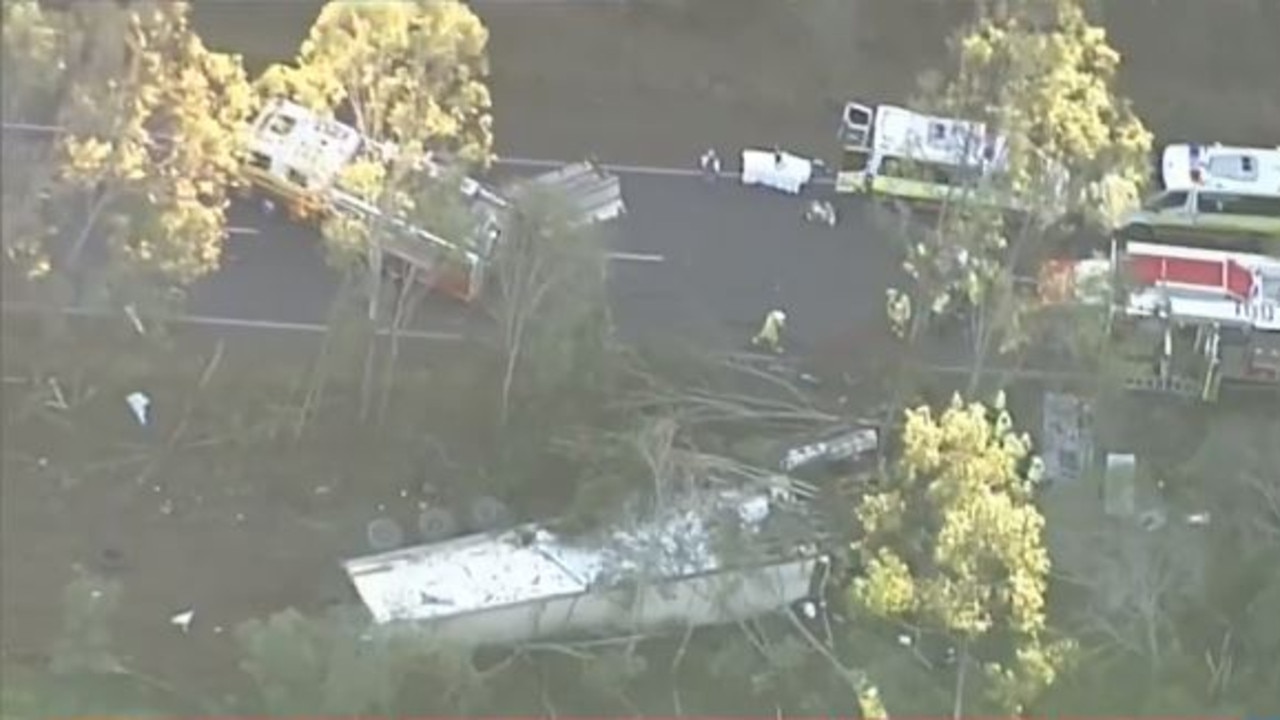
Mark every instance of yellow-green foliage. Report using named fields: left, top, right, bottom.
left=946, top=0, right=1153, bottom=223
left=3, top=0, right=255, bottom=285
left=853, top=395, right=1073, bottom=713
left=258, top=0, right=493, bottom=270
left=257, top=0, right=492, bottom=163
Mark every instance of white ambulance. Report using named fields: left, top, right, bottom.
left=835, top=101, right=1015, bottom=209
left=1160, top=142, right=1280, bottom=193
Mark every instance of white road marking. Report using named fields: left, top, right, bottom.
left=0, top=302, right=467, bottom=341
left=607, top=252, right=665, bottom=263
left=497, top=156, right=838, bottom=186
left=227, top=226, right=261, bottom=236
left=3, top=123, right=836, bottom=186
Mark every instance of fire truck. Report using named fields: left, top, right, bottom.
left=1040, top=239, right=1280, bottom=399
left=242, top=99, right=625, bottom=303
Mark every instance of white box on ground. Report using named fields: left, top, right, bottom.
left=741, top=149, right=814, bottom=195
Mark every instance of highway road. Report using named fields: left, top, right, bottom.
left=185, top=169, right=905, bottom=361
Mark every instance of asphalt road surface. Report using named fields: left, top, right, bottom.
left=186, top=171, right=905, bottom=361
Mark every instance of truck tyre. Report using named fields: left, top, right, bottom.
left=366, top=517, right=405, bottom=552
left=418, top=507, right=459, bottom=542
left=467, top=495, right=513, bottom=532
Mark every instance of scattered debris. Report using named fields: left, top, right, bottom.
left=126, top=392, right=151, bottom=426
left=170, top=609, right=194, bottom=633
left=780, top=426, right=879, bottom=474
left=97, top=548, right=126, bottom=574
left=45, top=378, right=68, bottom=410
left=1139, top=508, right=1168, bottom=532
left=123, top=304, right=146, bottom=336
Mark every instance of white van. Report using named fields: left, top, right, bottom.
left=1160, top=143, right=1280, bottom=194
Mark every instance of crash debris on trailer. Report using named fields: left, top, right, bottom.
left=341, top=477, right=833, bottom=647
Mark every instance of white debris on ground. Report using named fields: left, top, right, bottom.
left=170, top=609, right=194, bottom=633
left=344, top=487, right=814, bottom=625
left=126, top=391, right=151, bottom=426
left=123, top=304, right=146, bottom=335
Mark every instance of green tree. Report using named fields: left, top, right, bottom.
left=491, top=187, right=614, bottom=428
left=891, top=0, right=1154, bottom=390
left=256, top=0, right=492, bottom=279
left=257, top=0, right=491, bottom=164
left=852, top=394, right=1072, bottom=716
left=235, top=607, right=497, bottom=715
left=257, top=0, right=492, bottom=421
left=42, top=0, right=255, bottom=294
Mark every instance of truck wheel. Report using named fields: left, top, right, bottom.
left=467, top=495, right=513, bottom=532
left=418, top=507, right=459, bottom=542
left=366, top=517, right=405, bottom=552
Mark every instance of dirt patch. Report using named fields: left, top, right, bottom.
left=0, top=317, right=502, bottom=699
left=191, top=0, right=1280, bottom=166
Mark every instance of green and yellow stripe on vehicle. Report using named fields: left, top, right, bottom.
left=837, top=171, right=1023, bottom=212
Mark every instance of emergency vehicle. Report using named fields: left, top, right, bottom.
left=1039, top=240, right=1280, bottom=399
left=1115, top=185, right=1280, bottom=251
left=243, top=99, right=625, bottom=303
left=1159, top=143, right=1280, bottom=192
left=835, top=101, right=1015, bottom=209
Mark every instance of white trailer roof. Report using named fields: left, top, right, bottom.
left=1161, top=143, right=1280, bottom=194
left=344, top=487, right=811, bottom=625
left=247, top=99, right=363, bottom=190
left=872, top=104, right=1008, bottom=171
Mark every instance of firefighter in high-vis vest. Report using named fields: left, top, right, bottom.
left=752, top=309, right=787, bottom=353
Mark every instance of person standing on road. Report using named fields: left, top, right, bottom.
left=752, top=309, right=788, bottom=354
left=700, top=148, right=721, bottom=182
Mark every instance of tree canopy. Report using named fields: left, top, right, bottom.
left=2, top=0, right=255, bottom=289
left=939, top=0, right=1153, bottom=225
left=257, top=0, right=492, bottom=163
left=853, top=394, right=1072, bottom=714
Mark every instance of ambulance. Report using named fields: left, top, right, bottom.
left=1159, top=142, right=1280, bottom=192
left=242, top=99, right=625, bottom=303
left=835, top=101, right=1017, bottom=210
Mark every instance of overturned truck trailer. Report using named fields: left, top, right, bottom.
left=342, top=483, right=828, bottom=646
left=507, top=160, right=627, bottom=225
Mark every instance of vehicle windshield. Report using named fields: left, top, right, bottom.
left=1142, top=190, right=1189, bottom=212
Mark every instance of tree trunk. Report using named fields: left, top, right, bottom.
left=377, top=266, right=421, bottom=424
left=952, top=640, right=969, bottom=720
left=499, top=314, right=527, bottom=428
left=63, top=190, right=113, bottom=304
